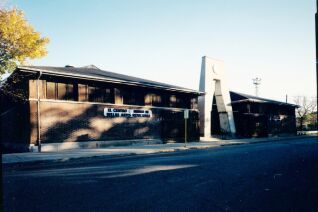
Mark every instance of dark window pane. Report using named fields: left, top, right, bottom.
left=177, top=96, right=186, bottom=108
left=78, top=84, right=88, bottom=101
left=144, top=93, right=161, bottom=106
left=57, top=83, right=74, bottom=100
left=95, top=87, right=103, bottom=102
left=57, top=83, right=67, bottom=100
left=46, top=82, right=56, bottom=99
left=134, top=90, right=144, bottom=106
left=123, top=90, right=132, bottom=105
left=162, top=94, right=169, bottom=107
left=123, top=88, right=142, bottom=105
left=144, top=93, right=152, bottom=106
left=88, top=86, right=95, bottom=102
left=105, top=88, right=113, bottom=103
left=66, top=84, right=74, bottom=100
left=88, top=86, right=112, bottom=103
left=191, top=97, right=198, bottom=109
left=170, top=95, right=177, bottom=107
left=152, top=94, right=161, bottom=106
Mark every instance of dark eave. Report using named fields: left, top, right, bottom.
left=230, top=91, right=299, bottom=107
left=18, top=66, right=204, bottom=95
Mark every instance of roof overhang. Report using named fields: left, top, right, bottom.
left=229, top=99, right=299, bottom=107
left=18, top=66, right=204, bottom=96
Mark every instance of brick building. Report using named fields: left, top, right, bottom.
left=0, top=64, right=298, bottom=153
left=211, top=91, right=298, bottom=138
left=0, top=65, right=202, bottom=152
left=198, top=56, right=297, bottom=139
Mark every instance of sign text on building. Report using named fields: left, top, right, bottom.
left=103, top=108, right=152, bottom=118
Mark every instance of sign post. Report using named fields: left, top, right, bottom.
left=184, top=109, right=189, bottom=147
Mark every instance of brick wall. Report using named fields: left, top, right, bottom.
left=30, top=100, right=200, bottom=144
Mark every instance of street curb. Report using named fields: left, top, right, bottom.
left=2, top=135, right=317, bottom=167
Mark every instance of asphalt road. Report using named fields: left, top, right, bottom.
left=2, top=137, right=318, bottom=212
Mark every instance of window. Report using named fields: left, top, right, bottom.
left=93, top=87, right=104, bottom=102
left=88, top=86, right=95, bottom=102
left=57, top=83, right=67, bottom=100
left=177, top=96, right=186, bottom=108
left=88, top=86, right=113, bottom=103
left=145, top=94, right=152, bottom=106
left=134, top=91, right=145, bottom=106
left=169, top=95, right=178, bottom=107
left=78, top=84, right=88, bottom=101
left=123, top=89, right=144, bottom=106
left=145, top=93, right=161, bottom=106
left=46, top=81, right=75, bottom=101
left=46, top=81, right=56, bottom=99
left=152, top=94, right=162, bottom=106
left=66, top=84, right=74, bottom=100
left=57, top=83, right=74, bottom=100
left=190, top=97, right=198, bottom=109
left=103, top=88, right=113, bottom=103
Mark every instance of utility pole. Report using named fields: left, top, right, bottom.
left=252, top=77, right=261, bottom=97
left=184, top=109, right=189, bottom=147
left=315, top=1, right=318, bottom=93
left=37, top=71, right=42, bottom=152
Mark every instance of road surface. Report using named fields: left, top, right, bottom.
left=3, top=137, right=318, bottom=211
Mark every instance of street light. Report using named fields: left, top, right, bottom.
left=252, top=77, right=261, bottom=97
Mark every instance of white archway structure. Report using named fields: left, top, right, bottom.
left=198, top=56, right=236, bottom=138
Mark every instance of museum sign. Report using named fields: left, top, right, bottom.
left=103, top=108, right=152, bottom=118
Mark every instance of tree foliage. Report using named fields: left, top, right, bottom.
left=294, top=96, right=317, bottom=131
left=0, top=8, right=49, bottom=75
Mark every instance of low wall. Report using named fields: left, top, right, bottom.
left=41, top=139, right=163, bottom=152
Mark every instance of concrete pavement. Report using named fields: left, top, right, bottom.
left=2, top=135, right=317, bottom=165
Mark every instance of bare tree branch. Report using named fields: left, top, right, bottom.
left=294, top=96, right=317, bottom=130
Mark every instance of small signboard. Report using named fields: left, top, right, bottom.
left=184, top=109, right=189, bottom=119
left=104, top=108, right=152, bottom=118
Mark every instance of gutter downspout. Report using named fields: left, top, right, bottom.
left=36, top=71, right=42, bottom=152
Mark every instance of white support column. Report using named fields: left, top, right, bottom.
left=198, top=56, right=236, bottom=138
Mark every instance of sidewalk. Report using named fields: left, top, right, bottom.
left=2, top=135, right=317, bottom=165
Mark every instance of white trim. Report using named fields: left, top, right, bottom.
left=28, top=98, right=199, bottom=112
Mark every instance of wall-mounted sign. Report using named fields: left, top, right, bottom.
left=184, top=109, right=189, bottom=119
left=103, top=108, right=152, bottom=118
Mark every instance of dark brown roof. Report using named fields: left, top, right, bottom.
left=230, top=91, right=298, bottom=107
left=18, top=65, right=203, bottom=95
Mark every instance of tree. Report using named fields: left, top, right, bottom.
left=0, top=8, right=49, bottom=75
left=294, top=96, right=317, bottom=131
left=305, top=111, right=318, bottom=130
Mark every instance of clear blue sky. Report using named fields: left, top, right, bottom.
left=7, top=0, right=317, bottom=102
